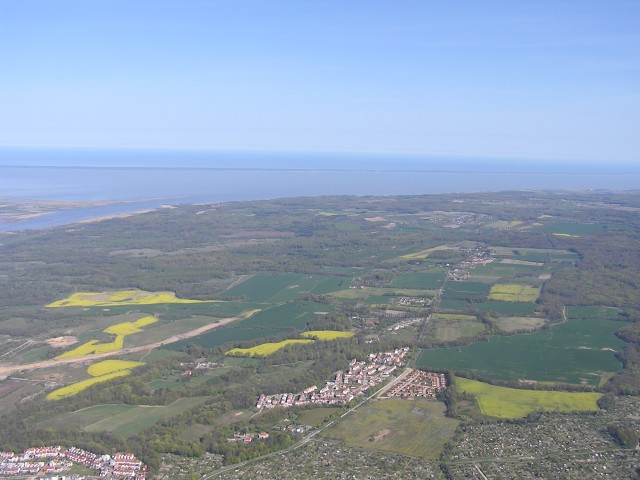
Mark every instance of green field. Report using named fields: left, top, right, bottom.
left=297, top=407, right=337, bottom=427
left=457, top=378, right=601, bottom=419
left=323, top=398, right=458, bottom=459
left=222, top=274, right=350, bottom=303
left=443, top=281, right=490, bottom=299
left=489, top=284, right=540, bottom=302
left=490, top=247, right=579, bottom=263
left=391, top=271, right=446, bottom=290
left=470, top=263, right=544, bottom=281
left=432, top=320, right=485, bottom=342
left=476, top=300, right=538, bottom=315
left=494, top=317, right=546, bottom=332
left=439, top=298, right=470, bottom=310
left=531, top=222, right=605, bottom=236
left=417, top=319, right=625, bottom=385
left=81, top=397, right=209, bottom=438
left=432, top=313, right=476, bottom=321
left=567, top=306, right=622, bottom=320
left=162, top=327, right=290, bottom=350
left=233, top=301, right=333, bottom=330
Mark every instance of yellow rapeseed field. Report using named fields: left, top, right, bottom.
left=46, top=289, right=211, bottom=307
left=488, top=284, right=540, bottom=302
left=47, top=360, right=145, bottom=401
left=46, top=370, right=132, bottom=401
left=301, top=330, right=355, bottom=340
left=456, top=377, right=600, bottom=419
left=55, top=315, right=157, bottom=359
left=87, top=360, right=145, bottom=377
left=226, top=339, right=314, bottom=357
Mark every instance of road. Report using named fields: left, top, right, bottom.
left=202, top=368, right=411, bottom=479
left=0, top=315, right=240, bottom=376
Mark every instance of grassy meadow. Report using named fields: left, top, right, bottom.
left=322, top=398, right=458, bottom=459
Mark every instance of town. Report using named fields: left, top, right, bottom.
left=0, top=446, right=146, bottom=479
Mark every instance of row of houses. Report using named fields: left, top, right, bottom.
left=256, top=348, right=410, bottom=410
left=0, top=446, right=146, bottom=479
left=384, top=368, right=447, bottom=398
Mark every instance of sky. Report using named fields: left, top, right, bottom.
left=1, top=1, right=639, bottom=163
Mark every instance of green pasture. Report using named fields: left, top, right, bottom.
left=426, top=319, right=486, bottom=342
left=417, top=318, right=625, bottom=385
left=162, top=326, right=290, bottom=350
left=439, top=298, right=470, bottom=310
left=222, top=274, right=349, bottom=303
left=476, top=301, right=538, bottom=316
left=297, top=407, right=337, bottom=427
left=432, top=313, right=476, bottom=321
left=391, top=271, right=446, bottom=290
left=494, top=317, right=545, bottom=332
left=531, top=222, right=605, bottom=236
left=82, top=397, right=209, bottom=438
left=456, top=378, right=601, bottom=419
left=322, top=398, right=458, bottom=459
left=233, top=301, right=333, bottom=330
left=83, top=302, right=232, bottom=318
left=469, top=263, right=543, bottom=281
left=330, top=287, right=436, bottom=301
left=491, top=247, right=579, bottom=263
left=443, top=281, right=490, bottom=299
left=567, top=306, right=622, bottom=320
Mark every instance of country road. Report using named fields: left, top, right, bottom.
left=0, top=315, right=240, bottom=376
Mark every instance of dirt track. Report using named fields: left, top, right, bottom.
left=0, top=316, right=239, bottom=376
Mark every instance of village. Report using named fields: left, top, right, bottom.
left=0, top=446, right=146, bottom=479
left=256, top=348, right=446, bottom=411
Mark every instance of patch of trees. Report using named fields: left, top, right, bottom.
left=607, top=425, right=639, bottom=449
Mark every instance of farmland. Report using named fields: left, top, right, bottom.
left=222, top=274, right=350, bottom=303
left=456, top=377, right=601, bottom=418
left=322, top=398, right=459, bottom=459
left=488, top=284, right=540, bottom=302
left=417, top=319, right=626, bottom=385
left=232, top=301, right=333, bottom=330
left=301, top=330, right=354, bottom=340
left=1, top=191, right=639, bottom=478
left=476, top=300, right=538, bottom=315
left=47, top=359, right=145, bottom=400
left=47, top=289, right=210, bottom=307
left=163, top=326, right=289, bottom=350
left=43, top=397, right=209, bottom=438
left=226, top=339, right=314, bottom=357
left=56, top=315, right=158, bottom=359
left=47, top=370, right=132, bottom=401
left=391, top=271, right=446, bottom=290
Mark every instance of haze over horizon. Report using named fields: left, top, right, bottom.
left=1, top=1, right=639, bottom=164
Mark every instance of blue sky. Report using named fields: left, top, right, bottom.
left=1, top=1, right=638, bottom=162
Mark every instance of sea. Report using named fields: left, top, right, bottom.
left=1, top=147, right=639, bottom=231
